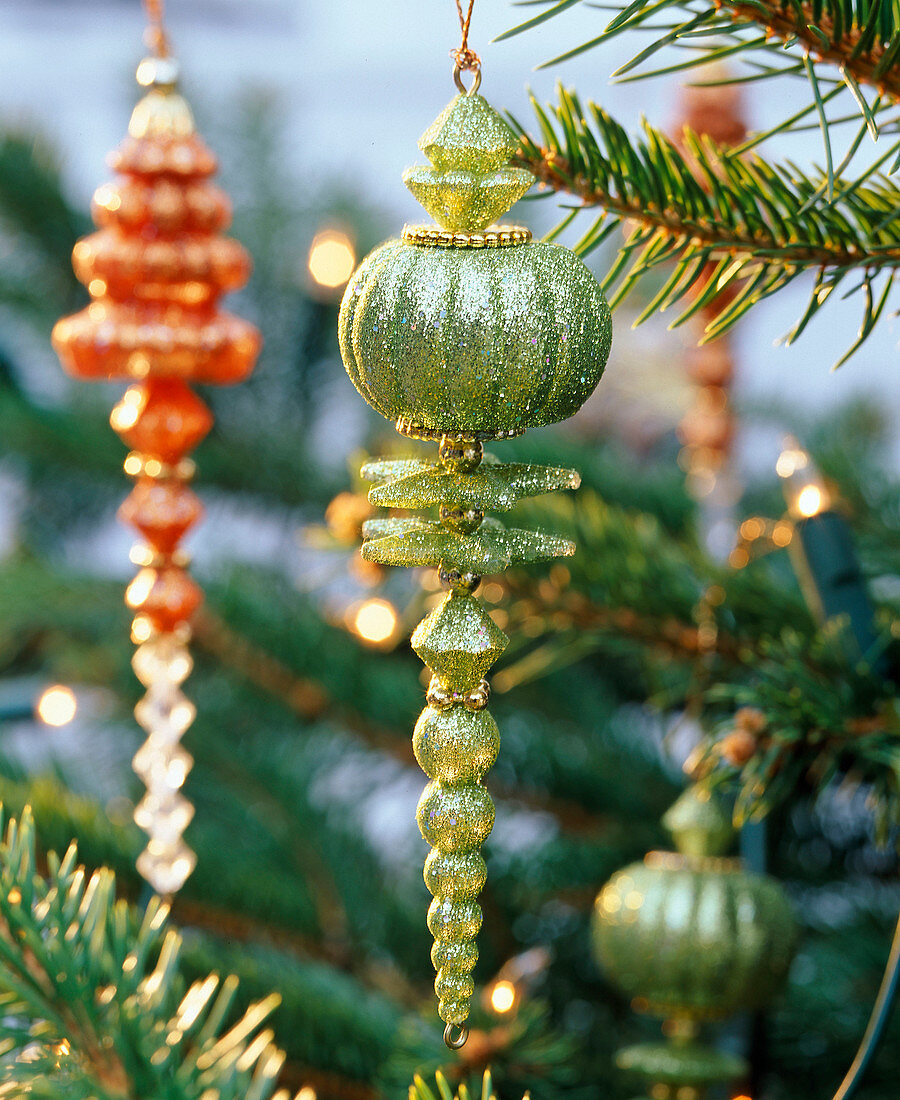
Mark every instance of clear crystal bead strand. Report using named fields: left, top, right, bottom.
left=132, top=630, right=198, bottom=896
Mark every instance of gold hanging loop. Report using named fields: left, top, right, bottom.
left=452, top=61, right=482, bottom=96
left=451, top=0, right=481, bottom=93
left=443, top=1023, right=469, bottom=1050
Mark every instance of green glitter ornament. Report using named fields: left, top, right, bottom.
left=591, top=784, right=798, bottom=1098
left=338, top=80, right=612, bottom=1048
left=339, top=92, right=612, bottom=438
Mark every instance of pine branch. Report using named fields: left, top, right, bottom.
left=0, top=809, right=296, bottom=1100
left=191, top=607, right=641, bottom=838
left=512, top=90, right=900, bottom=359
left=501, top=0, right=900, bottom=107
left=409, top=1068, right=506, bottom=1100
left=694, top=626, right=900, bottom=833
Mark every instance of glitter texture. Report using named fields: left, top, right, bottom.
left=403, top=166, right=534, bottom=233
left=366, top=458, right=581, bottom=511
left=403, top=92, right=531, bottom=232
left=414, top=707, right=500, bottom=785
left=412, top=592, right=509, bottom=691
left=339, top=88, right=612, bottom=1038
left=361, top=515, right=575, bottom=572
left=419, top=93, right=519, bottom=173
left=340, top=239, right=611, bottom=435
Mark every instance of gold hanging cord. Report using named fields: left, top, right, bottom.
left=143, top=0, right=171, bottom=58
left=452, top=0, right=482, bottom=95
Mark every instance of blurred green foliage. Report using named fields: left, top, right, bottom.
left=0, top=82, right=896, bottom=1100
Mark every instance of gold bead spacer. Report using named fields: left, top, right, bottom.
left=426, top=676, right=491, bottom=711
left=129, top=544, right=192, bottom=569
left=402, top=224, right=531, bottom=249
left=438, top=437, right=483, bottom=472
left=396, top=418, right=524, bottom=442
left=123, top=452, right=196, bottom=481
left=438, top=564, right=481, bottom=593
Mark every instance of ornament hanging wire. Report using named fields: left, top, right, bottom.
left=452, top=0, right=481, bottom=93
left=143, top=0, right=171, bottom=58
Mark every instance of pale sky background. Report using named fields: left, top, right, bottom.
left=1, top=0, right=898, bottom=476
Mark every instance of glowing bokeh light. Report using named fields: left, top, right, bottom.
left=308, top=229, right=356, bottom=289
left=353, top=599, right=397, bottom=644
left=490, top=979, right=517, bottom=1014
left=37, top=686, right=77, bottom=727
left=797, top=484, right=824, bottom=518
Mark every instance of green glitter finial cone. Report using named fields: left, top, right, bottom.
left=403, top=94, right=533, bottom=231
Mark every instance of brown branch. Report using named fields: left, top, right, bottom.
left=277, top=1061, right=378, bottom=1100
left=501, top=583, right=744, bottom=664
left=719, top=0, right=900, bottom=103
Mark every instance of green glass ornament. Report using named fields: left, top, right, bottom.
left=591, top=785, right=798, bottom=1097
left=338, top=81, right=612, bottom=1047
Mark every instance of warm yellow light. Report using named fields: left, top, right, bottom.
left=308, top=230, right=356, bottom=289
left=352, top=599, right=397, bottom=644
left=37, top=686, right=77, bottom=727
left=775, top=448, right=804, bottom=479
left=131, top=615, right=154, bottom=645
left=297, top=1089, right=317, bottom=1100
left=796, top=484, right=823, bottom=518
left=490, top=979, right=517, bottom=1014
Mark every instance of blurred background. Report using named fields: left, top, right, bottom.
left=0, top=1, right=898, bottom=1098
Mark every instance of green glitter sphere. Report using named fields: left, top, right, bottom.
left=340, top=239, right=612, bottom=435
left=414, top=706, right=500, bottom=784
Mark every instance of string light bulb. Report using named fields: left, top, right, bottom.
left=36, top=686, right=78, bottom=727
left=308, top=228, right=356, bottom=292
left=350, top=598, right=398, bottom=645
left=489, top=979, right=517, bottom=1014
left=776, top=436, right=831, bottom=518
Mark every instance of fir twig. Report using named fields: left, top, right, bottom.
left=504, top=0, right=900, bottom=105
left=0, top=809, right=297, bottom=1100
left=512, top=90, right=900, bottom=360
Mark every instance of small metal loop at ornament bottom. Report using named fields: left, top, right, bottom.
left=453, top=61, right=482, bottom=95
left=444, top=1022, right=469, bottom=1050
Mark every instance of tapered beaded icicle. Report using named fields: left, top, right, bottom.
left=53, top=55, right=261, bottom=897
left=339, top=84, right=612, bottom=1044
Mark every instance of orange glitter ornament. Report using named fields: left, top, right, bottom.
left=52, top=47, right=261, bottom=898
left=53, top=56, right=259, bottom=631
left=118, top=480, right=204, bottom=555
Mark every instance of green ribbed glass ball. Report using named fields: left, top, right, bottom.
left=591, top=854, right=797, bottom=1019
left=338, top=238, right=611, bottom=435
